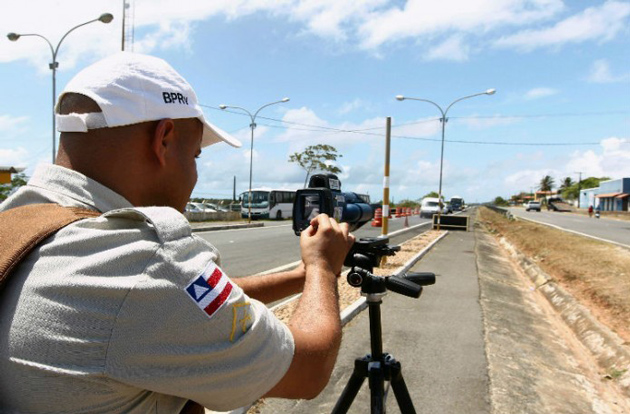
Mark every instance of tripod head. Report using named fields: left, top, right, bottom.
left=344, top=237, right=435, bottom=299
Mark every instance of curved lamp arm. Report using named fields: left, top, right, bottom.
left=220, top=98, right=290, bottom=127
left=7, top=33, right=55, bottom=59
left=444, top=89, right=495, bottom=116
left=253, top=97, right=290, bottom=120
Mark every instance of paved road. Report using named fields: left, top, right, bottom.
left=195, top=215, right=433, bottom=276
left=507, top=207, right=630, bottom=247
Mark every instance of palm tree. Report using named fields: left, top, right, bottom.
left=539, top=175, right=555, bottom=192
left=558, top=177, right=574, bottom=198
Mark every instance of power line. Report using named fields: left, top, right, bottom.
left=202, top=103, right=628, bottom=146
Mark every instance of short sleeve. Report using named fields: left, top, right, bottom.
left=105, top=233, right=295, bottom=411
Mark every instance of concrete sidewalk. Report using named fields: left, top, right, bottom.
left=258, top=230, right=489, bottom=413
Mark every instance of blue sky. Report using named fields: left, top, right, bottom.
left=1, top=0, right=629, bottom=203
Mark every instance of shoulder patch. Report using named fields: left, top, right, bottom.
left=185, top=262, right=233, bottom=319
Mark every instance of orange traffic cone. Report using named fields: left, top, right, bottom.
left=371, top=208, right=383, bottom=227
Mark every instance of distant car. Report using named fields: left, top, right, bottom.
left=525, top=201, right=541, bottom=212
left=443, top=203, right=453, bottom=214
left=190, top=202, right=216, bottom=213
left=420, top=197, right=442, bottom=218
left=185, top=203, right=203, bottom=213
left=202, top=202, right=229, bottom=212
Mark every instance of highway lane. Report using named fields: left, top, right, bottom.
left=196, top=215, right=435, bottom=276
left=507, top=207, right=630, bottom=247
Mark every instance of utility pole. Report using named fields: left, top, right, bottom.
left=575, top=171, right=582, bottom=208
left=382, top=117, right=391, bottom=236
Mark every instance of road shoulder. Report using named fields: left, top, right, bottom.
left=475, top=225, right=630, bottom=413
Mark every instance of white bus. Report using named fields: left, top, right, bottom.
left=450, top=196, right=465, bottom=211
left=240, top=188, right=296, bottom=220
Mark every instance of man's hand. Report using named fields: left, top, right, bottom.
left=299, top=214, right=355, bottom=277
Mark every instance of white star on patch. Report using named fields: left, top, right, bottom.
left=193, top=284, right=210, bottom=299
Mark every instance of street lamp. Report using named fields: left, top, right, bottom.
left=396, top=89, right=495, bottom=230
left=7, top=13, right=114, bottom=164
left=219, top=98, right=290, bottom=223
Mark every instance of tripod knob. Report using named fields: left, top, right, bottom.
left=347, top=271, right=364, bottom=287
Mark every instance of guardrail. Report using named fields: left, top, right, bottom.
left=484, top=205, right=515, bottom=220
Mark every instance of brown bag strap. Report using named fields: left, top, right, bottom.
left=0, top=203, right=101, bottom=289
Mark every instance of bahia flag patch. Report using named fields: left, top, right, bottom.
left=185, top=262, right=233, bottom=319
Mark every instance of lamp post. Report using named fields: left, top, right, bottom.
left=219, top=98, right=290, bottom=223
left=7, top=13, right=114, bottom=164
left=396, top=89, right=495, bottom=230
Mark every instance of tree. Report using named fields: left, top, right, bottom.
left=558, top=177, right=574, bottom=199
left=493, top=196, right=509, bottom=206
left=539, top=175, right=555, bottom=192
left=396, top=199, right=419, bottom=208
left=562, top=176, right=610, bottom=200
left=0, top=173, right=28, bottom=201
left=421, top=191, right=440, bottom=200
left=289, top=144, right=343, bottom=188
left=559, top=177, right=573, bottom=191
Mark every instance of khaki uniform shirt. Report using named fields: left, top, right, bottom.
left=0, top=165, right=294, bottom=413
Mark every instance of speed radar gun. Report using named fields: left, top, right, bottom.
left=292, top=174, right=436, bottom=414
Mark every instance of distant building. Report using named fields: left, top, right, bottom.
left=0, top=166, right=25, bottom=185
left=578, top=178, right=630, bottom=212
left=534, top=191, right=556, bottom=202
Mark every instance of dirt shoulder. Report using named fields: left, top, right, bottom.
left=478, top=207, right=630, bottom=344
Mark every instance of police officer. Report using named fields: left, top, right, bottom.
left=0, top=53, right=354, bottom=412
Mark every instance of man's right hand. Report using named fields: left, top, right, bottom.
left=299, top=214, right=355, bottom=277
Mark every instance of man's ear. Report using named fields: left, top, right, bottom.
left=151, top=119, right=176, bottom=167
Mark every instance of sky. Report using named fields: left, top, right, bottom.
left=1, top=0, right=629, bottom=204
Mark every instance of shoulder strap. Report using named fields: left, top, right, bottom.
left=0, top=203, right=101, bottom=289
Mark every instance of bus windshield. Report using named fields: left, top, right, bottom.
left=450, top=197, right=464, bottom=210
left=242, top=191, right=269, bottom=208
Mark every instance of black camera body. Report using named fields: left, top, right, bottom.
left=292, top=173, right=373, bottom=235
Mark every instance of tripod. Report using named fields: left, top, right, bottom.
left=332, top=239, right=435, bottom=414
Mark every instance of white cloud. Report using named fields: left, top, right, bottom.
left=494, top=1, right=630, bottom=51
left=425, top=35, right=470, bottom=62
left=338, top=99, right=368, bottom=115
left=393, top=118, right=441, bottom=139
left=566, top=137, right=630, bottom=178
left=0, top=147, right=30, bottom=167
left=358, top=0, right=564, bottom=50
left=2, top=1, right=622, bottom=70
left=504, top=168, right=561, bottom=190
left=0, top=115, right=29, bottom=133
left=523, top=87, right=558, bottom=100
left=587, top=59, right=630, bottom=83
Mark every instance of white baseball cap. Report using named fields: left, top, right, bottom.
left=55, top=52, right=241, bottom=148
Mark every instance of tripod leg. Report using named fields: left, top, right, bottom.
left=332, top=358, right=368, bottom=414
left=389, top=360, right=416, bottom=414
left=368, top=361, right=385, bottom=414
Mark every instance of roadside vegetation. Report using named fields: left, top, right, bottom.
left=478, top=207, right=630, bottom=344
